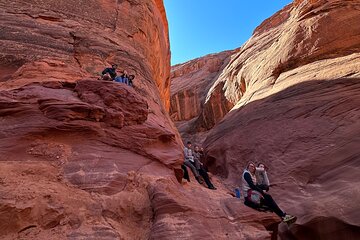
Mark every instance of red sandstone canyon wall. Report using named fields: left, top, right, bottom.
left=201, top=0, right=360, bottom=239
left=0, top=1, right=286, bottom=239
left=2, top=0, right=359, bottom=239
left=0, top=0, right=171, bottom=110
left=170, top=0, right=360, bottom=239
left=170, top=50, right=235, bottom=144
left=0, top=0, right=182, bottom=239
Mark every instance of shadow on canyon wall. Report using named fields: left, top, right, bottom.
left=203, top=77, right=360, bottom=240
left=205, top=77, right=360, bottom=177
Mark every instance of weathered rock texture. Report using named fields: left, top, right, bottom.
left=0, top=76, right=282, bottom=240
left=197, top=0, right=360, bottom=239
left=170, top=50, right=235, bottom=143
left=0, top=0, right=284, bottom=239
left=0, top=0, right=171, bottom=110
left=0, top=0, right=184, bottom=239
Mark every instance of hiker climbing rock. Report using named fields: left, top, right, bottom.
left=101, top=64, right=118, bottom=80
left=242, top=162, right=297, bottom=224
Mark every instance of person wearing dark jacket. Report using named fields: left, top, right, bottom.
left=194, top=146, right=216, bottom=190
left=128, top=74, right=135, bottom=87
left=101, top=64, right=118, bottom=80
left=242, top=162, right=296, bottom=224
left=181, top=164, right=190, bottom=182
left=198, top=147, right=209, bottom=172
left=183, top=141, right=202, bottom=184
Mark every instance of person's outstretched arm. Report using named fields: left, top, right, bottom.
left=244, top=172, right=264, bottom=195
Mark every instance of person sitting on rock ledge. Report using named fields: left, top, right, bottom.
left=181, top=164, right=190, bottom=182
left=242, top=162, right=297, bottom=224
left=255, top=162, right=270, bottom=192
left=128, top=74, right=135, bottom=87
left=115, top=70, right=129, bottom=84
left=194, top=146, right=216, bottom=190
left=183, top=141, right=203, bottom=184
left=101, top=64, right=118, bottom=81
left=114, top=71, right=135, bottom=87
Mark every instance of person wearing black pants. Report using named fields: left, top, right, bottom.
left=194, top=146, right=216, bottom=190
left=181, top=164, right=190, bottom=182
left=242, top=162, right=296, bottom=223
left=198, top=167, right=216, bottom=190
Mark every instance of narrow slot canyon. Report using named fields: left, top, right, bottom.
left=0, top=0, right=359, bottom=239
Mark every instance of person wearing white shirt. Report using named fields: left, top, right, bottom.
left=183, top=141, right=202, bottom=183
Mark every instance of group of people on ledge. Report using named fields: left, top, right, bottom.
left=181, top=143, right=297, bottom=224
left=181, top=141, right=216, bottom=190
left=100, top=64, right=135, bottom=87
left=242, top=162, right=297, bottom=224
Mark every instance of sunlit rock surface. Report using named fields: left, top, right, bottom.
left=0, top=0, right=171, bottom=110
left=2, top=0, right=360, bottom=238
left=170, top=50, right=235, bottom=144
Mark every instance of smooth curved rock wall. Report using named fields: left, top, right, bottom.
left=203, top=0, right=360, bottom=239
left=0, top=0, right=182, bottom=239
left=170, top=0, right=360, bottom=238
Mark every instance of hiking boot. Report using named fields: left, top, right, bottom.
left=208, top=185, right=217, bottom=190
left=282, top=214, right=297, bottom=225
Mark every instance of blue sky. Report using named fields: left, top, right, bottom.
left=164, top=0, right=292, bottom=65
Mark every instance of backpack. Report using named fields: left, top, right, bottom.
left=247, top=189, right=262, bottom=205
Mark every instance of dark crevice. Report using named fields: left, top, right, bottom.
left=69, top=32, right=82, bottom=68
left=113, top=1, right=120, bottom=32
left=18, top=225, right=37, bottom=233
left=281, top=216, right=360, bottom=240
left=240, top=76, right=247, bottom=95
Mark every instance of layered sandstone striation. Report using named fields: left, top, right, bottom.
left=197, top=0, right=360, bottom=239
left=0, top=0, right=182, bottom=239
left=148, top=179, right=281, bottom=240
left=170, top=50, right=235, bottom=143
left=0, top=0, right=283, bottom=239
left=0, top=77, right=280, bottom=239
left=0, top=0, right=171, bottom=110
left=170, top=0, right=360, bottom=239
left=2, top=0, right=359, bottom=238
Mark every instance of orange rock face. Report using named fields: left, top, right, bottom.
left=2, top=0, right=359, bottom=238
left=0, top=0, right=171, bottom=110
left=0, top=0, right=184, bottom=239
left=0, top=78, right=185, bottom=239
